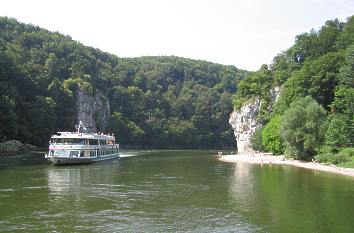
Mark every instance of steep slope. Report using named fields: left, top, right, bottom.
left=0, top=17, right=248, bottom=147
left=231, top=16, right=354, bottom=156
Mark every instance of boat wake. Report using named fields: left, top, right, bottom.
left=119, top=153, right=137, bottom=158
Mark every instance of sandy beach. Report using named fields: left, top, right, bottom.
left=219, top=154, right=354, bottom=177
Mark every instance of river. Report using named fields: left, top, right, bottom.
left=1, top=150, right=354, bottom=232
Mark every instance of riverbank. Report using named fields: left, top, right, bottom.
left=0, top=140, right=38, bottom=155
left=219, top=154, right=354, bottom=177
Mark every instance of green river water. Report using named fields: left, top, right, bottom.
left=0, top=150, right=354, bottom=232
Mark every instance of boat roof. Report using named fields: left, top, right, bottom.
left=51, top=132, right=115, bottom=140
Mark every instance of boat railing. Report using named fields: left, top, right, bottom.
left=55, top=132, right=115, bottom=138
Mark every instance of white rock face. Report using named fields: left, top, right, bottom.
left=270, top=86, right=282, bottom=102
left=229, top=98, right=261, bottom=154
left=268, top=85, right=282, bottom=112
left=229, top=86, right=282, bottom=154
left=76, top=88, right=110, bottom=132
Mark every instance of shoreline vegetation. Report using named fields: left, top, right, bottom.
left=219, top=153, right=354, bottom=177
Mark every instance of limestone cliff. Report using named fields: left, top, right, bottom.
left=229, top=98, right=261, bottom=154
left=229, top=86, right=282, bottom=153
left=76, top=88, right=110, bottom=132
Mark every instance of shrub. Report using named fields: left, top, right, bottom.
left=339, top=147, right=354, bottom=157
left=233, top=97, right=247, bottom=110
left=261, top=115, right=284, bottom=155
left=319, top=145, right=333, bottom=154
left=331, top=153, right=351, bottom=164
left=281, top=96, right=327, bottom=160
left=315, top=151, right=351, bottom=165
left=338, top=159, right=354, bottom=168
left=314, top=153, right=334, bottom=164
left=250, top=128, right=264, bottom=152
left=325, top=114, right=352, bottom=152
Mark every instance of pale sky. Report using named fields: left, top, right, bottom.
left=1, top=0, right=353, bottom=71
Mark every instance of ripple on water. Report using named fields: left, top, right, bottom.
left=0, top=188, right=15, bottom=192
left=3, top=151, right=353, bottom=232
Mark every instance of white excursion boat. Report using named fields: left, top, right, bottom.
left=45, top=122, right=119, bottom=165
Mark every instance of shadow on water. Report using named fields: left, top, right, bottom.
left=0, top=152, right=48, bottom=169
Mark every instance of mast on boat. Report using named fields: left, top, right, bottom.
left=76, top=121, right=87, bottom=133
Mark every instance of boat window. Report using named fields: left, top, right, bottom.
left=89, top=139, right=99, bottom=145
left=90, top=150, right=97, bottom=157
left=79, top=139, right=88, bottom=145
left=107, top=140, right=114, bottom=145
left=52, top=138, right=88, bottom=145
left=100, top=140, right=106, bottom=145
left=69, top=151, right=79, bottom=157
left=54, top=150, right=67, bottom=157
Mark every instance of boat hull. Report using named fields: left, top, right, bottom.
left=45, top=153, right=119, bottom=165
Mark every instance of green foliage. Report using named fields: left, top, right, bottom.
left=324, top=114, right=352, bottom=151
left=0, top=17, right=248, bottom=147
left=235, top=16, right=353, bottom=160
left=261, top=116, right=284, bottom=155
left=250, top=128, right=264, bottom=152
left=335, top=148, right=354, bottom=168
left=0, top=95, right=17, bottom=141
left=337, top=15, right=354, bottom=49
left=274, top=51, right=343, bottom=113
left=1, top=14, right=354, bottom=153
left=339, top=147, right=354, bottom=157
left=338, top=159, right=354, bottom=168
left=315, top=152, right=350, bottom=165
left=232, top=97, right=247, bottom=110
left=280, top=96, right=327, bottom=160
left=109, top=112, right=144, bottom=145
left=233, top=65, right=271, bottom=104
left=315, top=147, right=353, bottom=165
left=314, top=153, right=334, bottom=164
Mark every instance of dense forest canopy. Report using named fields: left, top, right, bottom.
left=235, top=16, right=353, bottom=162
left=0, top=17, right=248, bottom=148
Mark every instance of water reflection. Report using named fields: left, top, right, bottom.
left=228, top=163, right=256, bottom=210
left=47, top=167, right=82, bottom=194
left=2, top=151, right=354, bottom=232
left=46, top=162, right=119, bottom=197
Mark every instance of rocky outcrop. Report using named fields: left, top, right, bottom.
left=270, top=86, right=282, bottom=102
left=268, top=85, right=282, bottom=112
left=76, top=88, right=110, bottom=132
left=229, top=86, right=282, bottom=154
left=229, top=98, right=261, bottom=154
left=0, top=140, right=37, bottom=154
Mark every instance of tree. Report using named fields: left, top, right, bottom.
left=324, top=114, right=352, bottom=151
left=0, top=95, right=17, bottom=141
left=331, top=44, right=354, bottom=115
left=262, top=116, right=284, bottom=155
left=250, top=128, right=264, bottom=152
left=0, top=16, right=248, bottom=148
left=27, top=96, right=56, bottom=146
left=280, top=96, right=327, bottom=160
left=109, top=112, right=144, bottom=145
left=0, top=41, right=18, bottom=141
left=337, top=15, right=354, bottom=49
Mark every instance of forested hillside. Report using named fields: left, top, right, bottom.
left=0, top=17, right=248, bottom=148
left=234, top=16, right=353, bottom=163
